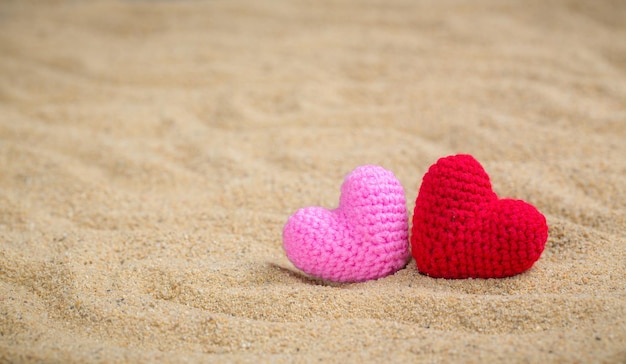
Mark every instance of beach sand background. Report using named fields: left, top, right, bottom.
left=0, top=0, right=625, bottom=362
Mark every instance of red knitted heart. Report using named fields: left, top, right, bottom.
left=411, top=154, right=548, bottom=278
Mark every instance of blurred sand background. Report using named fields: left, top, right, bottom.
left=0, top=0, right=625, bottom=362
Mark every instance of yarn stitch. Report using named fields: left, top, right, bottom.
left=411, top=154, right=548, bottom=279
left=283, top=165, right=410, bottom=282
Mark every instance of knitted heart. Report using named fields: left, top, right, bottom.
left=283, top=165, right=410, bottom=282
left=411, top=154, right=548, bottom=279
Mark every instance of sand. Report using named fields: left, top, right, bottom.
left=0, top=0, right=625, bottom=362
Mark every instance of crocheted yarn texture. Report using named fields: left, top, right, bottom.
left=411, top=154, right=548, bottom=279
left=283, top=165, right=410, bottom=283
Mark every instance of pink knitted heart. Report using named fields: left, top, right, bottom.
left=283, top=165, right=410, bottom=282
